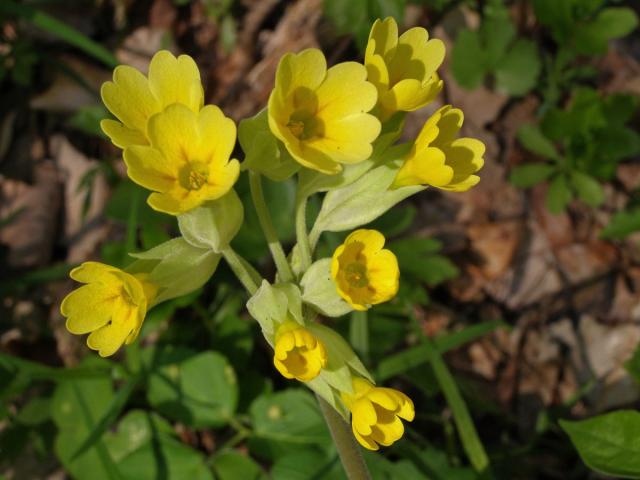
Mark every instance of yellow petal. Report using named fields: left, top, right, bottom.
left=344, top=229, right=385, bottom=255
left=366, top=17, right=398, bottom=62
left=393, top=146, right=452, bottom=188
left=101, top=65, right=159, bottom=134
left=353, top=398, right=377, bottom=435
left=148, top=50, right=203, bottom=113
left=124, top=145, right=178, bottom=192
left=293, top=143, right=342, bottom=174
left=100, top=119, right=148, bottom=149
left=383, top=77, right=443, bottom=113
left=432, top=106, right=463, bottom=147
left=147, top=103, right=199, bottom=163
left=352, top=426, right=379, bottom=451
left=367, top=250, right=400, bottom=303
left=86, top=303, right=137, bottom=357
left=147, top=191, right=186, bottom=215
left=316, top=62, right=378, bottom=119
left=197, top=105, right=237, bottom=167
left=439, top=137, right=485, bottom=191
left=204, top=158, right=241, bottom=199
left=388, top=28, right=445, bottom=84
left=68, top=261, right=118, bottom=284
left=275, top=49, right=327, bottom=97
left=365, top=53, right=390, bottom=91
left=62, top=284, right=116, bottom=334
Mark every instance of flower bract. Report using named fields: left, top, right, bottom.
left=273, top=321, right=327, bottom=382
left=342, top=378, right=415, bottom=450
left=268, top=48, right=381, bottom=174
left=61, top=262, right=157, bottom=357
left=365, top=17, right=445, bottom=119
left=331, top=229, right=399, bottom=311
left=393, top=105, right=485, bottom=191
left=123, top=103, right=240, bottom=215
left=101, top=50, right=204, bottom=149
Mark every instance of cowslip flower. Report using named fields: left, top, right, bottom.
left=273, top=321, right=327, bottom=382
left=123, top=103, right=240, bottom=215
left=365, top=17, right=445, bottom=119
left=101, top=50, right=204, bottom=149
left=342, top=378, right=415, bottom=450
left=331, top=229, right=399, bottom=311
left=268, top=48, right=381, bottom=175
left=393, top=105, right=484, bottom=191
left=61, top=262, right=157, bottom=357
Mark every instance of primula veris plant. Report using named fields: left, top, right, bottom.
left=61, top=16, right=485, bottom=472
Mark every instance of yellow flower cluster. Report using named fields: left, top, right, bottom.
left=62, top=16, right=484, bottom=454
left=102, top=50, right=239, bottom=215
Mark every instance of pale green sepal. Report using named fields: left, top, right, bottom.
left=296, top=113, right=407, bottom=199
left=177, top=190, right=244, bottom=253
left=301, top=258, right=352, bottom=318
left=128, top=237, right=221, bottom=304
left=246, top=281, right=304, bottom=345
left=239, top=109, right=300, bottom=181
left=311, top=155, right=423, bottom=235
left=307, top=323, right=374, bottom=384
left=306, top=378, right=349, bottom=421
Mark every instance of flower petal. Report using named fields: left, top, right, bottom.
left=393, top=146, right=452, bottom=188
left=197, top=105, right=237, bottom=167
left=316, top=62, right=378, bottom=119
left=124, top=145, right=178, bottom=192
left=100, top=119, right=148, bottom=149
left=62, top=284, right=116, bottom=334
left=147, top=103, right=199, bottom=163
left=275, top=49, right=327, bottom=97
left=148, top=50, right=203, bottom=113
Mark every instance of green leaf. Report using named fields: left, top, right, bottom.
left=517, top=124, right=560, bottom=160
left=601, top=207, right=640, bottom=240
left=494, top=38, right=540, bottom=96
left=574, top=7, right=639, bottom=55
left=212, top=450, right=265, bottom=480
left=570, top=171, right=604, bottom=207
left=481, top=1, right=516, bottom=68
left=546, top=175, right=573, bottom=213
left=389, top=237, right=458, bottom=286
left=451, top=29, right=487, bottom=89
left=561, top=411, right=640, bottom=479
left=271, top=448, right=343, bottom=480
left=106, top=410, right=214, bottom=480
left=68, top=105, right=109, bottom=138
left=250, top=389, right=330, bottom=445
left=146, top=349, right=238, bottom=428
left=509, top=163, right=556, bottom=188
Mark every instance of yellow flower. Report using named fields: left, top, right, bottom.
left=123, top=103, right=240, bottom=215
left=331, top=229, right=399, bottom=311
left=101, top=50, right=204, bottom=149
left=342, top=378, right=414, bottom=450
left=61, top=262, right=158, bottom=357
left=365, top=17, right=445, bottom=119
left=273, top=321, right=327, bottom=382
left=268, top=49, right=381, bottom=175
left=393, top=105, right=484, bottom=191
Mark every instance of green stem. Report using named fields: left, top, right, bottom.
left=295, top=194, right=312, bottom=274
left=221, top=247, right=259, bottom=295
left=248, top=172, right=294, bottom=282
left=350, top=310, right=369, bottom=364
left=316, top=395, right=371, bottom=480
left=409, top=311, right=490, bottom=473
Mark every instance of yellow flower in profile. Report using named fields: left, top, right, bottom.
left=273, top=321, right=327, bottom=382
left=101, top=50, right=204, bottom=149
left=365, top=17, right=445, bottom=119
left=342, top=378, right=415, bottom=450
left=123, top=103, right=240, bottom=215
left=61, top=262, right=158, bottom=357
left=393, top=105, right=484, bottom=191
left=331, top=229, right=399, bottom=311
left=268, top=49, right=381, bottom=175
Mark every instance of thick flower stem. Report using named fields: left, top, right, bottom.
left=295, top=194, right=312, bottom=274
left=316, top=394, right=371, bottom=480
left=248, top=171, right=294, bottom=282
left=221, top=247, right=259, bottom=295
